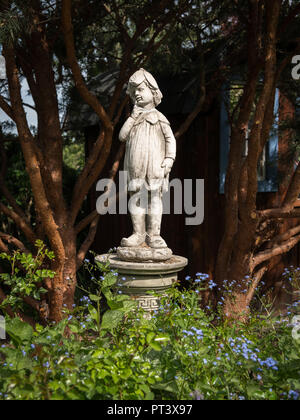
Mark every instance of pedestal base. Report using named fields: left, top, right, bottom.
left=117, top=245, right=172, bottom=262
left=95, top=253, right=188, bottom=313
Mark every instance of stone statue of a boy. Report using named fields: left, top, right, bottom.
left=119, top=68, right=176, bottom=249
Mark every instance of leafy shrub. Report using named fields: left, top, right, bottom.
left=0, top=261, right=299, bottom=400
left=0, top=240, right=54, bottom=313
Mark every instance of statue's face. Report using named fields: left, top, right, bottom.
left=134, top=82, right=153, bottom=108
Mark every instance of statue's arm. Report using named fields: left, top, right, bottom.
left=160, top=122, right=176, bottom=176
left=119, top=117, right=135, bottom=142
left=119, top=106, right=143, bottom=142
left=161, top=123, right=176, bottom=160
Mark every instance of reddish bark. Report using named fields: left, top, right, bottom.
left=0, top=0, right=204, bottom=325
left=216, top=0, right=285, bottom=319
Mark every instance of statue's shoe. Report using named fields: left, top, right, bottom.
left=121, top=233, right=146, bottom=247
left=146, top=234, right=167, bottom=248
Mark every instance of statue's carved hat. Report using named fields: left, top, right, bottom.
left=126, top=68, right=163, bottom=106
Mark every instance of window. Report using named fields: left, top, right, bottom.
left=219, top=84, right=279, bottom=194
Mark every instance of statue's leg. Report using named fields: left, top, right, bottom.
left=121, top=188, right=147, bottom=247
left=146, top=188, right=168, bottom=248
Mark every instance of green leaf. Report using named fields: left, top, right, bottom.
left=107, top=295, right=136, bottom=312
left=151, top=380, right=179, bottom=395
left=69, top=324, right=79, bottom=333
left=246, top=384, right=263, bottom=399
left=5, top=317, right=33, bottom=345
left=139, top=384, right=154, bottom=400
left=154, top=334, right=170, bottom=343
left=149, top=341, right=162, bottom=351
left=102, top=275, right=117, bottom=288
left=88, top=304, right=99, bottom=321
left=101, top=286, right=114, bottom=301
left=101, top=309, right=124, bottom=330
left=89, top=294, right=101, bottom=302
left=146, top=332, right=156, bottom=344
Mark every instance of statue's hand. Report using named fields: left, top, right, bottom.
left=161, top=157, right=173, bottom=176
left=131, top=105, right=143, bottom=120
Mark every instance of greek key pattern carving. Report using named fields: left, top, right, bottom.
left=138, top=295, right=160, bottom=311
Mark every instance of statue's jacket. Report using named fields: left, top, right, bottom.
left=122, top=108, right=176, bottom=193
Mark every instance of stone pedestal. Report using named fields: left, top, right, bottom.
left=95, top=253, right=188, bottom=313
left=117, top=245, right=172, bottom=262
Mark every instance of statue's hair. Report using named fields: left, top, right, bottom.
left=126, top=68, right=163, bottom=106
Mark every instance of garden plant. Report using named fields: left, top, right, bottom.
left=0, top=248, right=299, bottom=400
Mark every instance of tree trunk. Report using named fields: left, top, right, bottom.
left=62, top=227, right=78, bottom=310
left=216, top=0, right=282, bottom=319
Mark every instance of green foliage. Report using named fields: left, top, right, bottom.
left=0, top=8, right=29, bottom=44
left=63, top=142, right=85, bottom=172
left=5, top=317, right=33, bottom=346
left=0, top=264, right=299, bottom=400
left=0, top=240, right=54, bottom=312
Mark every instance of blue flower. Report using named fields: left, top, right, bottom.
left=183, top=330, right=194, bottom=336
left=288, top=390, right=299, bottom=400
left=260, top=357, right=278, bottom=370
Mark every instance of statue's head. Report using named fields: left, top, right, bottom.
left=126, top=68, right=163, bottom=107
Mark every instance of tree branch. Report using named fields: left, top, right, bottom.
left=4, top=44, right=65, bottom=273
left=174, top=47, right=206, bottom=140
left=62, top=0, right=114, bottom=224
left=0, top=202, right=37, bottom=245
left=246, top=264, right=268, bottom=305
left=0, top=135, right=31, bottom=223
left=61, top=0, right=112, bottom=131
left=251, top=233, right=300, bottom=270
left=265, top=224, right=300, bottom=249
left=76, top=215, right=100, bottom=270
left=70, top=129, right=106, bottom=224
left=0, top=237, right=9, bottom=253
left=75, top=210, right=98, bottom=235
left=0, top=94, right=15, bottom=121
left=259, top=208, right=300, bottom=219
left=103, top=1, right=131, bottom=43
left=75, top=143, right=125, bottom=264
left=0, top=232, right=29, bottom=253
